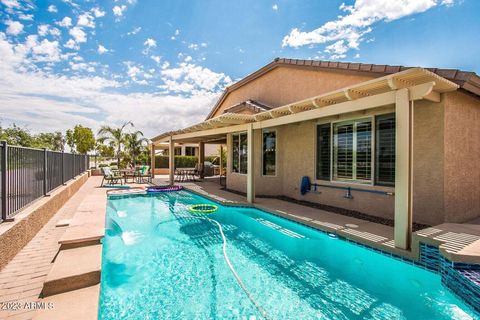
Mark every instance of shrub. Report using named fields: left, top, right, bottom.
left=155, top=156, right=198, bottom=168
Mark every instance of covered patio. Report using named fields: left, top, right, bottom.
left=151, top=68, right=459, bottom=250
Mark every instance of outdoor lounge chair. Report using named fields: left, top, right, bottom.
left=101, top=167, right=123, bottom=187
left=135, top=165, right=152, bottom=184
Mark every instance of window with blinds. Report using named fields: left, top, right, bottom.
left=333, top=119, right=372, bottom=183
left=356, top=121, right=372, bottom=181
left=375, top=113, right=395, bottom=186
left=334, top=123, right=354, bottom=180
left=316, top=123, right=331, bottom=180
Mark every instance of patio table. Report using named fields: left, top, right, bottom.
left=118, top=169, right=136, bottom=183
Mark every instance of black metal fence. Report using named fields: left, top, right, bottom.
left=0, top=141, right=89, bottom=222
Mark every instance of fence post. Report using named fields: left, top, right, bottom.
left=1, top=141, right=7, bottom=221
left=72, top=154, right=76, bottom=179
left=62, top=151, right=66, bottom=185
left=43, top=148, right=49, bottom=196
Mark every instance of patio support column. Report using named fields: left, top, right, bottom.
left=150, top=144, right=156, bottom=179
left=199, top=141, right=205, bottom=179
left=169, top=137, right=174, bottom=186
left=394, top=88, right=413, bottom=250
left=219, top=145, right=224, bottom=176
left=247, top=124, right=255, bottom=203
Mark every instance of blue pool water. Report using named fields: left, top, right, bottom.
left=99, top=191, right=478, bottom=320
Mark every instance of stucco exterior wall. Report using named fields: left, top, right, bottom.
left=443, top=91, right=480, bottom=223
left=411, top=99, right=445, bottom=225
left=212, top=67, right=375, bottom=118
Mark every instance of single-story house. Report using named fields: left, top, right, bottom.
left=151, top=58, right=480, bottom=250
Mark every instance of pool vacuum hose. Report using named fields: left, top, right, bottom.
left=202, top=215, right=272, bottom=320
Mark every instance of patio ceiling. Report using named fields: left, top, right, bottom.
left=151, top=67, right=459, bottom=144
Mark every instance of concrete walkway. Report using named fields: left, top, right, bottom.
left=0, top=177, right=104, bottom=320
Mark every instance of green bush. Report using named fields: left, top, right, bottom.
left=155, top=156, right=198, bottom=168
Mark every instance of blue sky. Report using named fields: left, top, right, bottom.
left=0, top=0, right=479, bottom=137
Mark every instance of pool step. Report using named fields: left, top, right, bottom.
left=34, top=284, right=100, bottom=320
left=42, top=245, right=102, bottom=297
left=58, top=224, right=104, bottom=249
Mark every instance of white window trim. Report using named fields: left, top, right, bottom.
left=261, top=129, right=277, bottom=177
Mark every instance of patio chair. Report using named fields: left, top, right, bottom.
left=101, top=167, right=123, bottom=187
left=135, top=165, right=152, bottom=184
left=194, top=163, right=204, bottom=180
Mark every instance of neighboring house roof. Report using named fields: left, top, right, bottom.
left=222, top=100, right=272, bottom=114
left=206, top=58, right=480, bottom=120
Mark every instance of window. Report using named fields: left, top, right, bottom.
left=333, top=119, right=372, bottom=183
left=185, top=147, right=196, bottom=156
left=262, top=130, right=276, bottom=175
left=174, top=147, right=182, bottom=156
left=232, top=132, right=247, bottom=174
left=316, top=124, right=331, bottom=180
left=376, top=113, right=395, bottom=186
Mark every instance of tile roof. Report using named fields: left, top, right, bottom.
left=206, top=58, right=480, bottom=120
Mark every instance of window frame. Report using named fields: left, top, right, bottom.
left=332, top=117, right=374, bottom=185
left=231, top=132, right=248, bottom=175
left=313, top=113, right=395, bottom=190
left=374, top=113, right=396, bottom=187
left=261, top=129, right=277, bottom=177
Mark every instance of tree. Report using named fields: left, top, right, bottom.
left=96, top=143, right=115, bottom=158
left=33, top=131, right=65, bottom=151
left=97, top=121, right=133, bottom=167
left=72, top=125, right=95, bottom=154
left=0, top=124, right=35, bottom=147
left=125, top=131, right=149, bottom=166
left=65, top=129, right=75, bottom=153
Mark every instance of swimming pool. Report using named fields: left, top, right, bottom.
left=99, top=190, right=478, bottom=319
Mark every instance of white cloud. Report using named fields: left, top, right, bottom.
left=324, top=40, right=348, bottom=60
left=0, top=32, right=229, bottom=138
left=48, top=5, right=58, bottom=13
left=91, top=7, right=105, bottom=18
left=160, top=62, right=232, bottom=94
left=97, top=45, right=108, bottom=54
left=57, top=17, right=72, bottom=28
left=112, top=5, right=126, bottom=17
left=272, top=4, right=278, bottom=10
left=5, top=20, right=24, bottom=35
left=19, top=13, right=34, bottom=20
left=188, top=43, right=199, bottom=50
left=31, top=39, right=61, bottom=62
left=144, top=38, right=156, bottom=47
left=175, top=29, right=180, bottom=36
left=69, top=61, right=95, bottom=72
left=282, top=0, right=456, bottom=58
left=77, top=12, right=95, bottom=28
left=69, top=27, right=87, bottom=43
left=127, top=26, right=141, bottom=35
left=0, top=0, right=20, bottom=9
left=64, top=39, right=79, bottom=50
left=151, top=55, right=161, bottom=63
left=38, top=25, right=49, bottom=36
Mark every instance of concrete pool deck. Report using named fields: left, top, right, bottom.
left=0, top=175, right=478, bottom=319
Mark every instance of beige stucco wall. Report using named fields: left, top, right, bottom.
left=411, top=99, right=445, bottom=225
left=212, top=67, right=375, bottom=118
left=443, top=91, right=480, bottom=223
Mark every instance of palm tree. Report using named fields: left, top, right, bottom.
left=97, top=121, right=133, bottom=167
left=125, top=131, right=149, bottom=166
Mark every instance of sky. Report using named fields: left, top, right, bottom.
left=1, top=0, right=479, bottom=138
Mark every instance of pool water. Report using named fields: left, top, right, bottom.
left=99, top=191, right=478, bottom=320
